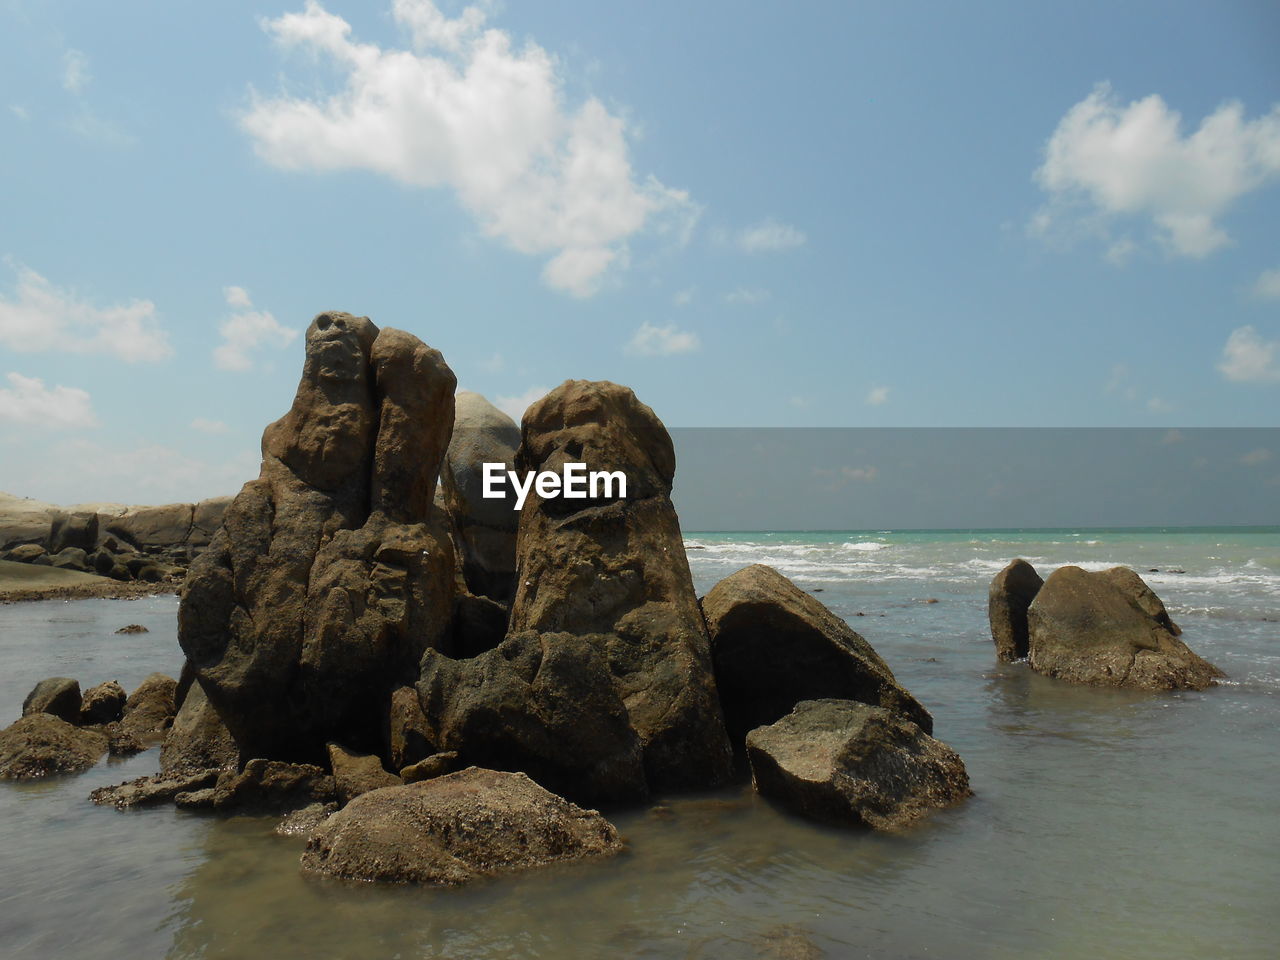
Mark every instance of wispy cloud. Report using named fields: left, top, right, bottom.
left=62, top=49, right=90, bottom=94
left=494, top=385, right=549, bottom=423
left=0, top=372, right=97, bottom=429
left=866, top=386, right=889, bottom=407
left=1218, top=326, right=1280, bottom=383
left=735, top=218, right=807, bottom=254
left=625, top=321, right=700, bottom=357
left=1254, top=266, right=1280, bottom=301
left=0, top=264, right=170, bottom=363
left=191, top=418, right=230, bottom=435
left=1034, top=83, right=1280, bottom=259
left=724, top=287, right=770, bottom=305
left=240, top=0, right=697, bottom=297
left=214, top=287, right=298, bottom=372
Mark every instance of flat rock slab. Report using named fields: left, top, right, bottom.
left=90, top=770, right=220, bottom=808
left=0, top=714, right=108, bottom=779
left=746, top=699, right=970, bottom=832
left=301, top=767, right=624, bottom=885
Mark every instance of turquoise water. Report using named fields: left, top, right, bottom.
left=0, top=528, right=1277, bottom=959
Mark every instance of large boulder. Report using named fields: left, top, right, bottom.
left=178, top=313, right=458, bottom=762
left=159, top=681, right=239, bottom=776
left=188, top=497, right=232, bottom=548
left=21, top=677, right=82, bottom=724
left=119, top=673, right=178, bottom=745
left=441, top=391, right=521, bottom=602
left=49, top=510, right=98, bottom=554
left=0, top=714, right=108, bottom=778
left=506, top=381, right=733, bottom=792
left=746, top=699, right=970, bottom=831
left=1027, top=566, right=1222, bottom=690
left=300, top=767, right=624, bottom=884
left=80, top=680, right=127, bottom=725
left=701, top=564, right=933, bottom=743
left=104, top=503, right=194, bottom=552
left=988, top=558, right=1044, bottom=662
left=416, top=631, right=647, bottom=805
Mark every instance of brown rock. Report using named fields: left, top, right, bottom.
left=327, top=742, right=402, bottom=805
left=21, top=677, right=82, bottom=724
left=80, top=680, right=127, bottom=725
left=90, top=769, right=220, bottom=808
left=0, top=714, right=108, bottom=778
left=160, top=681, right=238, bottom=776
left=400, top=751, right=459, bottom=783
left=119, top=672, right=177, bottom=745
left=701, top=564, right=933, bottom=743
left=988, top=559, right=1044, bottom=662
left=202, top=758, right=337, bottom=814
left=301, top=767, right=624, bottom=884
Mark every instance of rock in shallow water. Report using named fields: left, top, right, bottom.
left=327, top=742, right=402, bottom=805
left=1027, top=566, right=1222, bottom=690
left=702, top=564, right=933, bottom=743
left=988, top=558, right=1043, bottom=662
left=80, top=680, right=127, bottom=725
left=745, top=699, right=970, bottom=832
left=301, top=767, right=624, bottom=885
left=0, top=714, right=108, bottom=779
left=21, top=677, right=82, bottom=724
left=90, top=769, right=220, bottom=808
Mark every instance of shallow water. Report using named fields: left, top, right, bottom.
left=1, top=530, right=1277, bottom=959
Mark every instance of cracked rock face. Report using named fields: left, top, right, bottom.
left=178, top=312, right=458, bottom=762
left=1027, top=565, right=1222, bottom=690
left=505, top=380, right=733, bottom=792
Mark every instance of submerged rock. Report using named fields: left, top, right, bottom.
left=300, top=767, right=624, bottom=885
left=988, top=558, right=1043, bottom=662
left=507, top=380, right=733, bottom=792
left=1027, top=566, right=1222, bottom=690
left=178, top=313, right=457, bottom=761
left=701, top=564, right=933, bottom=743
left=746, top=699, right=970, bottom=831
left=21, top=677, right=82, bottom=724
left=416, top=631, right=647, bottom=805
left=0, top=714, right=108, bottom=779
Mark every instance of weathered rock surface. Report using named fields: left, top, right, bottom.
left=22, top=677, right=82, bottom=724
left=441, top=391, right=521, bottom=602
left=327, top=742, right=402, bottom=805
left=160, top=681, right=238, bottom=776
left=276, top=802, right=338, bottom=837
left=301, top=767, right=624, bottom=885
left=178, top=313, right=458, bottom=761
left=80, top=680, right=127, bottom=725
left=702, top=565, right=933, bottom=743
left=1027, top=566, right=1222, bottom=690
left=417, top=631, right=647, bottom=805
left=0, top=714, right=108, bottom=778
left=177, top=759, right=337, bottom=813
left=989, top=559, right=1043, bottom=662
left=50, top=511, right=98, bottom=554
left=400, top=751, right=459, bottom=783
left=507, top=380, right=733, bottom=792
left=90, top=769, right=220, bottom=809
left=746, top=699, right=970, bottom=831
left=119, top=673, right=177, bottom=745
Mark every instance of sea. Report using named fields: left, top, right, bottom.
left=0, top=527, right=1276, bottom=959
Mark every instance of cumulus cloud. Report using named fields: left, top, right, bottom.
left=625, top=321, right=699, bottom=357
left=494, top=385, right=549, bottom=423
left=1218, top=325, right=1280, bottom=383
left=735, top=218, right=806, bottom=253
left=1035, top=83, right=1280, bottom=258
left=214, top=287, right=298, bottom=372
left=240, top=0, right=697, bottom=297
left=0, top=373, right=97, bottom=429
left=1254, top=266, right=1280, bottom=300
left=866, top=386, right=889, bottom=406
left=190, top=418, right=230, bottom=435
left=0, top=265, right=171, bottom=363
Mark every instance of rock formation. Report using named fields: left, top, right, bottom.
left=505, top=380, right=734, bottom=792
left=22, top=677, right=81, bottom=724
left=177, top=312, right=457, bottom=762
left=301, top=767, right=624, bottom=884
left=0, top=714, right=108, bottom=779
left=745, top=699, right=970, bottom=831
left=702, top=564, right=933, bottom=743
left=1027, top=565, right=1222, bottom=690
left=988, top=558, right=1043, bottom=662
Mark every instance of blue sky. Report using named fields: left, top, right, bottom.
left=1, top=0, right=1278, bottom=505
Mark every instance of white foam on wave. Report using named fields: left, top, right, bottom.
left=842, top=541, right=889, bottom=552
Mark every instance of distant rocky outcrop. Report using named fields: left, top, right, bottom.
left=1026, top=565, right=1222, bottom=690
left=301, top=768, right=624, bottom=885
left=988, top=558, right=1043, bottom=662
left=746, top=699, right=970, bottom=831
left=702, top=564, right=933, bottom=744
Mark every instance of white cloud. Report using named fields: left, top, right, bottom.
left=625, top=321, right=699, bottom=357
left=866, top=386, right=889, bottom=406
left=191, top=418, right=230, bottom=435
left=240, top=0, right=697, bottom=297
left=1218, top=325, right=1280, bottom=383
left=841, top=465, right=878, bottom=482
left=1146, top=396, right=1174, bottom=414
left=1254, top=266, right=1280, bottom=300
left=10, top=104, right=29, bottom=121
left=0, top=373, right=97, bottom=429
left=0, top=265, right=171, bottom=362
left=724, top=287, right=770, bottom=304
left=788, top=395, right=811, bottom=408
left=494, top=385, right=549, bottom=423
left=1035, top=83, right=1280, bottom=258
left=673, top=288, right=694, bottom=307
left=214, top=287, right=298, bottom=372
left=1240, top=447, right=1273, bottom=466
left=62, top=49, right=90, bottom=95
left=736, top=218, right=806, bottom=254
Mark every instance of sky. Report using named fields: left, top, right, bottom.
left=1, top=0, right=1278, bottom=506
